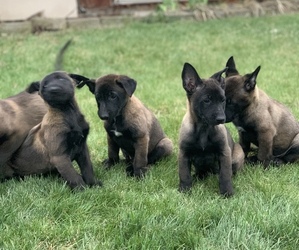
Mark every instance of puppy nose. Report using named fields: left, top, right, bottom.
left=98, top=111, right=108, bottom=120
left=48, top=86, right=61, bottom=92
left=99, top=115, right=108, bottom=120
left=216, top=117, right=225, bottom=124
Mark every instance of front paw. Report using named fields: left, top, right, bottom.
left=91, top=179, right=103, bottom=187
left=245, top=155, right=259, bottom=164
left=219, top=181, right=234, bottom=197
left=178, top=182, right=192, bottom=193
left=126, top=164, right=134, bottom=177
left=133, top=167, right=148, bottom=178
left=272, top=157, right=285, bottom=166
left=102, top=158, right=118, bottom=169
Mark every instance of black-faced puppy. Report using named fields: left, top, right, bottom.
left=0, top=84, right=47, bottom=167
left=224, top=56, right=299, bottom=167
left=74, top=74, right=173, bottom=177
left=178, top=63, right=244, bottom=196
left=1, top=72, right=101, bottom=190
left=0, top=38, right=71, bottom=168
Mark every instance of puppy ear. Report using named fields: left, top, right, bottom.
left=244, top=66, right=261, bottom=92
left=115, top=76, right=137, bottom=97
left=210, top=67, right=227, bottom=89
left=181, top=62, right=203, bottom=95
left=225, top=56, right=239, bottom=77
left=69, top=74, right=96, bottom=93
left=26, top=81, right=40, bottom=93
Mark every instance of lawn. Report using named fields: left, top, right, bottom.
left=1, top=13, right=299, bottom=249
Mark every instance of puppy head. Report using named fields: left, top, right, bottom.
left=39, top=71, right=81, bottom=108
left=224, top=64, right=261, bottom=122
left=75, top=74, right=137, bottom=121
left=182, top=62, right=227, bottom=126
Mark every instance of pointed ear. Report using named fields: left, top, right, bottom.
left=210, top=67, right=227, bottom=89
left=244, top=66, right=261, bottom=92
left=181, top=62, right=203, bottom=94
left=225, top=56, right=239, bottom=77
left=69, top=74, right=96, bottom=93
left=116, top=76, right=137, bottom=97
left=26, top=81, right=40, bottom=93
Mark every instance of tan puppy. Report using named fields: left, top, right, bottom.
left=1, top=72, right=102, bottom=190
left=224, top=56, right=299, bottom=167
left=74, top=74, right=173, bottom=177
left=0, top=39, right=72, bottom=168
left=0, top=84, right=46, bottom=167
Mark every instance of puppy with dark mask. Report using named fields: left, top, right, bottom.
left=73, top=74, right=173, bottom=177
left=178, top=63, right=244, bottom=196
left=1, top=72, right=102, bottom=190
left=224, top=56, right=299, bottom=167
left=0, top=39, right=72, bottom=168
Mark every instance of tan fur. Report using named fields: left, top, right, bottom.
left=225, top=58, right=299, bottom=167
left=0, top=90, right=46, bottom=168
left=1, top=72, right=101, bottom=189
left=77, top=73, right=173, bottom=177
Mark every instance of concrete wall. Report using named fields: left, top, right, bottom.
left=0, top=0, right=78, bottom=21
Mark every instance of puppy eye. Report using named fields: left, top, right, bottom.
left=109, top=92, right=117, bottom=100
left=204, top=99, right=210, bottom=104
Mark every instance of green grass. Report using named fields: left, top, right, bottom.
left=1, top=14, right=299, bottom=249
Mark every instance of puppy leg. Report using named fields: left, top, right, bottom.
left=239, top=131, right=251, bottom=157
left=232, top=143, right=245, bottom=174
left=276, top=133, right=299, bottom=164
left=103, top=135, right=120, bottom=169
left=257, top=130, right=275, bottom=168
left=219, top=147, right=234, bottom=197
left=51, top=155, right=86, bottom=190
left=133, top=135, right=149, bottom=178
left=76, top=143, right=102, bottom=187
left=148, top=137, right=173, bottom=164
left=178, top=150, right=192, bottom=192
left=0, top=164, right=17, bottom=181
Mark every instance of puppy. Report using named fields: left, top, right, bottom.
left=0, top=39, right=72, bottom=168
left=224, top=56, right=299, bottom=167
left=178, top=63, right=244, bottom=196
left=0, top=84, right=47, bottom=167
left=74, top=74, right=173, bottom=177
left=1, top=72, right=101, bottom=190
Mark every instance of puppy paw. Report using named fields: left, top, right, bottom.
left=126, top=165, right=134, bottom=177
left=102, top=158, right=118, bottom=169
left=221, top=189, right=234, bottom=198
left=178, top=184, right=192, bottom=193
left=91, top=179, right=103, bottom=187
left=245, top=155, right=259, bottom=164
left=70, top=183, right=86, bottom=191
left=133, top=167, right=148, bottom=178
left=272, top=158, right=285, bottom=166
left=220, top=181, right=234, bottom=197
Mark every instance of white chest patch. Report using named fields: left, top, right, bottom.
left=111, top=130, right=123, bottom=137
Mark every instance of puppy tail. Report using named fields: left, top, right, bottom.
left=54, top=38, right=72, bottom=71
